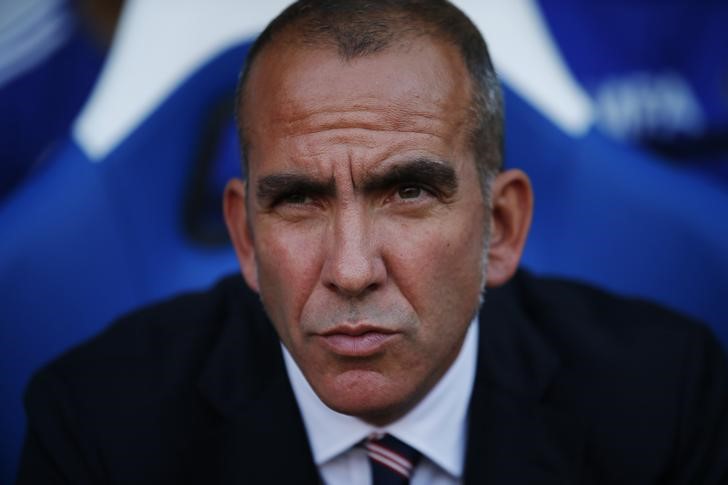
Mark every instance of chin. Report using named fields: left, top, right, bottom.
left=325, top=396, right=407, bottom=426
left=314, top=370, right=415, bottom=425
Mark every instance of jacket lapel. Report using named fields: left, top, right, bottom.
left=196, top=285, right=321, bottom=484
left=464, top=275, right=587, bottom=484
left=220, top=368, right=321, bottom=484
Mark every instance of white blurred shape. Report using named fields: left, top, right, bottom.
left=0, top=0, right=72, bottom=88
left=596, top=72, right=704, bottom=140
left=456, top=0, right=594, bottom=136
left=74, top=0, right=291, bottom=161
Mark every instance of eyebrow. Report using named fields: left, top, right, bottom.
left=254, top=158, right=458, bottom=204
left=256, top=173, right=335, bottom=204
left=361, top=158, right=458, bottom=198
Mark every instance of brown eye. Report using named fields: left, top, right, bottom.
left=398, top=185, right=422, bottom=199
left=281, top=193, right=309, bottom=204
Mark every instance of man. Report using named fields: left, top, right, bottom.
left=18, top=1, right=728, bottom=484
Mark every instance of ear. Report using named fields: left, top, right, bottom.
left=485, top=169, right=533, bottom=287
left=223, top=178, right=260, bottom=293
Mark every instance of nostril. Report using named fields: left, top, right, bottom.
left=327, top=280, right=381, bottom=299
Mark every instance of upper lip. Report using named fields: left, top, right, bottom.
left=318, top=324, right=397, bottom=337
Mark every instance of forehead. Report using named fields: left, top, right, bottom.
left=242, top=36, right=474, bottom=172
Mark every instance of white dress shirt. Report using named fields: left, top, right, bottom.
left=283, top=318, right=479, bottom=485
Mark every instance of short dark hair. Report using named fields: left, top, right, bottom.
left=235, top=0, right=503, bottom=193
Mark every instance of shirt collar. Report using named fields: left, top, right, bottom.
left=283, top=317, right=479, bottom=479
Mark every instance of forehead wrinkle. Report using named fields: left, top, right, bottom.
left=272, top=105, right=449, bottom=137
left=270, top=110, right=468, bottom=159
left=281, top=128, right=450, bottom=156
left=284, top=131, right=451, bottom=175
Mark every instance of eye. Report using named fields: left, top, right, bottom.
left=397, top=185, right=423, bottom=200
left=281, top=192, right=309, bottom=205
left=271, top=191, right=315, bottom=208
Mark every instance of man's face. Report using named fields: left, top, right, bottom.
left=236, top=37, right=488, bottom=425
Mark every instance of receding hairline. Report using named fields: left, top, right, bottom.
left=239, top=26, right=475, bottom=129
left=238, top=25, right=477, bottom=152
left=234, top=0, right=504, bottom=193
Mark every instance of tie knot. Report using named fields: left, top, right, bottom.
left=364, top=433, right=421, bottom=482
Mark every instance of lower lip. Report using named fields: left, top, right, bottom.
left=319, top=332, right=397, bottom=357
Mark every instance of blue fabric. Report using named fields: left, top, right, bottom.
left=0, top=12, right=105, bottom=200
left=505, top=84, right=728, bottom=349
left=536, top=0, right=728, bottom=180
left=0, top=41, right=250, bottom=481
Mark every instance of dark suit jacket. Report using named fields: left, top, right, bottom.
left=17, top=270, right=728, bottom=484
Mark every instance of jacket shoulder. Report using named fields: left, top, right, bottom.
left=35, top=274, right=254, bottom=380
left=501, top=270, right=728, bottom=482
left=511, top=269, right=712, bottom=350
left=20, top=274, right=265, bottom=483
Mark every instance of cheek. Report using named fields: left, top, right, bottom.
left=254, top=222, right=325, bottom=334
left=381, top=212, right=485, bottom=321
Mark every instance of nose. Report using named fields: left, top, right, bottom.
left=321, top=207, right=386, bottom=298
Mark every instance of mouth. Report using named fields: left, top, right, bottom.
left=317, top=325, right=399, bottom=357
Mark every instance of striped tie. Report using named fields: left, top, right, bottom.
left=364, top=434, right=421, bottom=484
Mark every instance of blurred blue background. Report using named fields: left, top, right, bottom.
left=1, top=0, right=727, bottom=482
